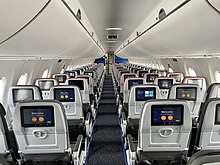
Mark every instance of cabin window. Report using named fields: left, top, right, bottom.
left=76, top=9, right=82, bottom=20
left=188, top=68, right=197, bottom=76
left=160, top=64, right=165, bottom=70
left=168, top=67, right=174, bottom=73
left=42, top=69, right=49, bottom=78
left=215, top=71, right=220, bottom=83
left=0, top=77, right=7, bottom=104
left=17, top=73, right=28, bottom=85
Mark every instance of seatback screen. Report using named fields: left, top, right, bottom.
left=78, top=77, right=89, bottom=84
left=55, top=75, right=67, bottom=83
left=124, top=75, right=136, bottom=81
left=149, top=69, right=158, bottom=73
left=135, top=88, right=156, bottom=101
left=151, top=105, right=183, bottom=126
left=54, top=89, right=75, bottom=102
left=38, top=80, right=54, bottom=90
left=170, top=74, right=182, bottom=83
left=13, top=89, right=34, bottom=104
left=158, top=79, right=173, bottom=89
left=21, top=106, right=54, bottom=127
left=66, top=72, right=75, bottom=78
left=68, top=80, right=84, bottom=90
left=187, top=79, right=203, bottom=89
left=139, top=71, right=148, bottom=77
left=147, top=74, right=158, bottom=82
left=128, top=80, right=143, bottom=90
left=176, top=87, right=197, bottom=100
left=85, top=72, right=93, bottom=78
left=76, top=70, right=81, bottom=75
left=215, top=105, right=220, bottom=125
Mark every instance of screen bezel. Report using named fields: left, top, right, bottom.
left=139, top=71, right=148, bottom=77
left=128, top=79, right=143, bottom=90
left=54, top=88, right=75, bottom=102
left=151, top=105, right=184, bottom=126
left=12, top=88, right=34, bottom=104
left=158, top=79, right=173, bottom=89
left=68, top=80, right=84, bottom=90
left=215, top=104, right=220, bottom=125
left=146, top=74, right=158, bottom=82
left=54, top=75, right=67, bottom=83
left=21, top=106, right=55, bottom=127
left=85, top=72, right=93, bottom=78
left=135, top=88, right=156, bottom=101
left=176, top=87, right=197, bottom=101
left=38, top=80, right=55, bottom=90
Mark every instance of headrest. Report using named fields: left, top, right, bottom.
left=0, top=103, right=6, bottom=116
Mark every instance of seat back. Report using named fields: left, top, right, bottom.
left=67, top=78, right=90, bottom=104
left=205, top=83, right=220, bottom=101
left=167, top=72, right=184, bottom=83
left=84, top=71, right=97, bottom=86
left=52, top=73, right=69, bottom=85
left=77, top=75, right=94, bottom=94
left=35, top=78, right=58, bottom=100
left=183, top=76, right=207, bottom=102
left=123, top=78, right=144, bottom=104
left=8, top=85, right=42, bottom=117
left=139, top=100, right=191, bottom=158
left=169, top=84, right=202, bottom=118
left=158, top=70, right=168, bottom=77
left=13, top=100, right=71, bottom=160
left=120, top=73, right=138, bottom=93
left=148, top=69, right=158, bottom=73
left=195, top=98, right=220, bottom=151
left=128, top=85, right=161, bottom=119
left=0, top=104, right=8, bottom=154
left=143, top=73, right=158, bottom=84
left=154, top=77, right=176, bottom=99
left=64, top=71, right=77, bottom=78
left=50, top=86, right=83, bottom=120
left=137, top=70, right=149, bottom=78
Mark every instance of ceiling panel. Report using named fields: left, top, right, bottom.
left=79, top=0, right=162, bottom=52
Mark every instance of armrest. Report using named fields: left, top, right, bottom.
left=85, top=112, right=91, bottom=124
left=85, top=112, right=92, bottom=137
left=121, top=112, right=127, bottom=123
left=73, top=135, right=83, bottom=152
left=127, top=134, right=135, bottom=152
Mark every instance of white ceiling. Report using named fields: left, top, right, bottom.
left=79, top=0, right=162, bottom=52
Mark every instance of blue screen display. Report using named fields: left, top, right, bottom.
left=21, top=106, right=54, bottom=127
left=128, top=80, right=143, bottom=90
left=85, top=72, right=93, bottom=77
left=54, top=89, right=75, bottom=102
left=139, top=71, right=148, bottom=77
left=136, top=88, right=156, bottom=101
left=151, top=105, right=183, bottom=126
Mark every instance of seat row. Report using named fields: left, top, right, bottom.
left=112, top=63, right=220, bottom=164
left=0, top=63, right=105, bottom=164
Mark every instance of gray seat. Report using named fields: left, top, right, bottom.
left=13, top=100, right=84, bottom=164
left=167, top=72, right=184, bottom=83
left=35, top=78, right=58, bottom=100
left=49, top=85, right=92, bottom=139
left=154, top=77, right=176, bottom=99
left=121, top=84, right=161, bottom=139
left=52, top=73, right=69, bottom=85
left=126, top=100, right=192, bottom=165
left=188, top=98, right=220, bottom=165
left=8, top=85, right=42, bottom=123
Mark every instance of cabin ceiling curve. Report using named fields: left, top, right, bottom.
left=0, top=0, right=104, bottom=59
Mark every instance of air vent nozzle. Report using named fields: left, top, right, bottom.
left=107, top=35, right=118, bottom=40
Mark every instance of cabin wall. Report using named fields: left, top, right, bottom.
left=0, top=58, right=93, bottom=111
left=129, top=57, right=220, bottom=86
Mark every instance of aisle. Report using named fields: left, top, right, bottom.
left=86, top=75, right=125, bottom=165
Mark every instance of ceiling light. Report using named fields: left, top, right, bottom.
left=105, top=28, right=122, bottom=31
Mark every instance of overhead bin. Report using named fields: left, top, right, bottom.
left=208, top=0, right=220, bottom=12
left=118, top=0, right=220, bottom=58
left=0, top=0, right=49, bottom=44
left=0, top=0, right=104, bottom=58
left=117, top=31, right=183, bottom=58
